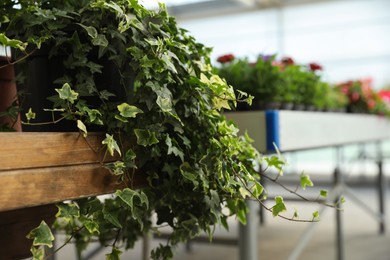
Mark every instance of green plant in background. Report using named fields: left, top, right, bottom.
left=216, top=54, right=288, bottom=109
left=280, top=60, right=323, bottom=109
left=215, top=54, right=334, bottom=110
left=0, top=1, right=330, bottom=259
left=322, top=84, right=348, bottom=111
left=250, top=54, right=285, bottom=106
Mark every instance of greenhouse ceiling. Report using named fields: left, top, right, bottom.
left=141, top=0, right=337, bottom=19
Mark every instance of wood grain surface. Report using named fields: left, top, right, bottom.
left=0, top=132, right=145, bottom=212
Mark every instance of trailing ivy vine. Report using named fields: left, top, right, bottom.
left=0, top=1, right=330, bottom=259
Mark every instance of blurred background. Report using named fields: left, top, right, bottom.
left=138, top=0, right=390, bottom=177
left=142, top=0, right=390, bottom=88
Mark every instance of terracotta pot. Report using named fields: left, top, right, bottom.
left=0, top=57, right=21, bottom=131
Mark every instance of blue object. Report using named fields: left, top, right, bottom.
left=265, top=110, right=280, bottom=152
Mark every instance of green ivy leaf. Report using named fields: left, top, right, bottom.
left=124, top=149, right=137, bottom=169
left=56, top=203, right=80, bottom=220
left=106, top=247, right=122, bottom=260
left=106, top=161, right=126, bottom=176
left=55, top=83, right=78, bottom=104
left=272, top=196, right=287, bottom=217
left=77, top=120, right=87, bottom=137
left=251, top=181, right=264, bottom=198
left=264, top=155, right=285, bottom=175
left=179, top=162, right=199, bottom=186
left=165, top=135, right=184, bottom=162
left=293, top=209, right=299, bottom=219
left=300, top=173, right=313, bottom=190
left=86, top=109, right=103, bottom=125
left=77, top=23, right=98, bottom=38
left=115, top=188, right=149, bottom=212
left=103, top=207, right=123, bottom=228
left=320, top=189, right=328, bottom=197
left=102, top=134, right=121, bottom=157
left=99, top=90, right=115, bottom=100
left=0, top=33, right=27, bottom=51
left=117, top=103, right=143, bottom=118
left=236, top=200, right=247, bottom=225
left=134, top=129, right=159, bottom=146
left=92, top=34, right=108, bottom=47
left=26, top=221, right=55, bottom=248
left=161, top=53, right=177, bottom=73
left=312, top=210, right=320, bottom=221
left=156, top=96, right=172, bottom=112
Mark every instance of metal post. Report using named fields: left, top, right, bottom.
left=239, top=199, right=259, bottom=260
left=377, top=141, right=386, bottom=234
left=259, top=164, right=265, bottom=226
left=334, top=146, right=345, bottom=260
left=142, top=232, right=151, bottom=260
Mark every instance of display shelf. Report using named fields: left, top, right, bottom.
left=0, top=132, right=145, bottom=212
left=226, top=110, right=390, bottom=152
left=226, top=110, right=390, bottom=260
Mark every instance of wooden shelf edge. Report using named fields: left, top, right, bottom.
left=0, top=163, right=146, bottom=212
left=0, top=132, right=146, bottom=212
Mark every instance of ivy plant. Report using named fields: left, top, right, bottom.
left=0, top=1, right=329, bottom=259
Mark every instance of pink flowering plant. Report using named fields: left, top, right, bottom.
left=337, top=78, right=390, bottom=115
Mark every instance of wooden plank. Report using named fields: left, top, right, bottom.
left=0, top=164, right=145, bottom=212
left=0, top=132, right=113, bottom=170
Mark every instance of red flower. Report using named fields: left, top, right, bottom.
left=309, top=62, right=323, bottom=72
left=378, top=90, right=390, bottom=102
left=350, top=92, right=360, bottom=102
left=281, top=57, right=294, bottom=65
left=217, top=54, right=235, bottom=64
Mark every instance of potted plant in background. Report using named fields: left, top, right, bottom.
left=336, top=78, right=390, bottom=115
left=214, top=54, right=254, bottom=110
left=0, top=1, right=314, bottom=259
left=322, top=83, right=348, bottom=112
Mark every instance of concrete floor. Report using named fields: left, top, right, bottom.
left=53, top=183, right=390, bottom=260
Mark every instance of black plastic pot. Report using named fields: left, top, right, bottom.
left=13, top=43, right=134, bottom=132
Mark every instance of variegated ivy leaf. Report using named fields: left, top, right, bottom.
left=77, top=120, right=87, bottom=137
left=134, top=129, right=159, bottom=146
left=102, top=134, right=121, bottom=156
left=56, top=203, right=80, bottom=220
left=117, top=103, right=143, bottom=118
left=55, top=83, right=78, bottom=104
left=26, top=221, right=55, bottom=248
left=26, top=108, right=36, bottom=122
left=30, top=246, right=45, bottom=260
left=80, top=216, right=100, bottom=234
